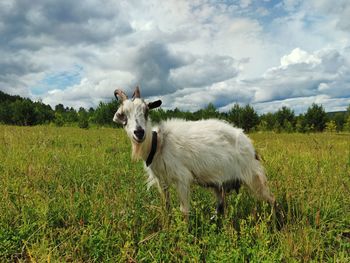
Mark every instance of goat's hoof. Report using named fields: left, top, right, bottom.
left=210, top=214, right=218, bottom=221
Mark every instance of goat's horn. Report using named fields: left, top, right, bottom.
left=132, top=86, right=141, bottom=99
left=114, top=89, right=128, bottom=101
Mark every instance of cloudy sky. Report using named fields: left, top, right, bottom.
left=1, top=0, right=349, bottom=113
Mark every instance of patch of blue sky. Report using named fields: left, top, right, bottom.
left=249, top=0, right=290, bottom=24
left=204, top=0, right=290, bottom=26
left=302, top=14, right=326, bottom=30
left=31, top=64, right=83, bottom=95
left=213, top=96, right=238, bottom=108
left=262, top=0, right=284, bottom=9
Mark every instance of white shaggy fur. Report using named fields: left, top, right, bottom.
left=113, top=88, right=275, bottom=216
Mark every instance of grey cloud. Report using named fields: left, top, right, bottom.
left=131, top=42, right=241, bottom=99
left=337, top=6, right=350, bottom=31
left=170, top=55, right=239, bottom=88
left=0, top=0, right=132, bottom=50
left=131, top=42, right=186, bottom=96
left=307, top=0, right=350, bottom=31
left=0, top=50, right=44, bottom=76
left=318, top=49, right=346, bottom=73
left=0, top=50, right=44, bottom=96
left=0, top=82, right=31, bottom=98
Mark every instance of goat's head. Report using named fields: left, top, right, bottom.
left=113, top=86, right=162, bottom=144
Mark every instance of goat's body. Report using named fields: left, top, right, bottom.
left=145, top=119, right=275, bottom=215
left=113, top=86, right=274, bottom=217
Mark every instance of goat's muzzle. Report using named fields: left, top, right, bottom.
left=133, top=127, right=145, bottom=143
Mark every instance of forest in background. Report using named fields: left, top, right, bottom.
left=1, top=90, right=350, bottom=132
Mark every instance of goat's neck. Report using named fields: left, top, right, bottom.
left=131, top=124, right=153, bottom=162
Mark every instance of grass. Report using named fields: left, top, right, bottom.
left=0, top=125, right=349, bottom=262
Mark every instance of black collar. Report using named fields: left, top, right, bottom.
left=146, top=131, right=157, bottom=167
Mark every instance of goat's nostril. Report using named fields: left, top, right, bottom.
left=134, top=129, right=145, bottom=140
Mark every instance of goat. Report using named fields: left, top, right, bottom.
left=113, top=86, right=275, bottom=217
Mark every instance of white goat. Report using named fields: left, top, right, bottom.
left=113, top=86, right=275, bottom=216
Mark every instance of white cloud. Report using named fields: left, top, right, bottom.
left=253, top=47, right=350, bottom=102
left=280, top=48, right=321, bottom=67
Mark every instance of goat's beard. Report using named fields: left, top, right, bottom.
left=130, top=127, right=152, bottom=162
left=126, top=120, right=153, bottom=162
left=131, top=142, right=144, bottom=161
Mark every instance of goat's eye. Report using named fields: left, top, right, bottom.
left=117, top=112, right=127, bottom=125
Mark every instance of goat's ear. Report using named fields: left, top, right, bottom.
left=148, top=100, right=162, bottom=109
left=132, top=86, right=141, bottom=99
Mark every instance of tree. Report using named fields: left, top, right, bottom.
left=0, top=101, right=13, bottom=124
left=11, top=99, right=37, bottom=126
left=93, top=100, right=120, bottom=126
left=275, top=106, right=295, bottom=132
left=344, top=116, right=350, bottom=132
left=332, top=113, right=345, bottom=132
left=54, top=112, right=64, bottom=127
left=325, top=120, right=337, bottom=132
left=149, top=108, right=166, bottom=123
left=34, top=101, right=54, bottom=124
left=197, top=103, right=219, bottom=119
left=0, top=90, right=23, bottom=103
left=241, top=104, right=259, bottom=132
left=296, top=114, right=311, bottom=133
left=259, top=112, right=276, bottom=131
left=55, top=104, right=65, bottom=113
left=65, top=107, right=78, bottom=123
left=344, top=104, right=350, bottom=132
left=228, top=103, right=243, bottom=128
left=78, top=107, right=89, bottom=129
left=304, top=103, right=328, bottom=132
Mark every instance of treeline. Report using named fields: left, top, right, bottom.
left=150, top=103, right=350, bottom=133
left=0, top=90, right=119, bottom=128
left=1, top=90, right=350, bottom=132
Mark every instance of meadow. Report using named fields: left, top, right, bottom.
left=0, top=125, right=349, bottom=262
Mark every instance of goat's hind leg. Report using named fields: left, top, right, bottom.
left=213, top=186, right=225, bottom=215
left=211, top=186, right=226, bottom=230
left=212, top=179, right=241, bottom=217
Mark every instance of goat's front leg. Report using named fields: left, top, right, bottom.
left=158, top=178, right=170, bottom=213
left=164, top=187, right=170, bottom=213
left=160, top=186, right=171, bottom=226
left=175, top=183, right=190, bottom=220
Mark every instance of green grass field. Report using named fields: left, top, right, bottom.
left=0, top=125, right=349, bottom=262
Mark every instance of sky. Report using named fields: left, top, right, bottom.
left=0, top=0, right=349, bottom=114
